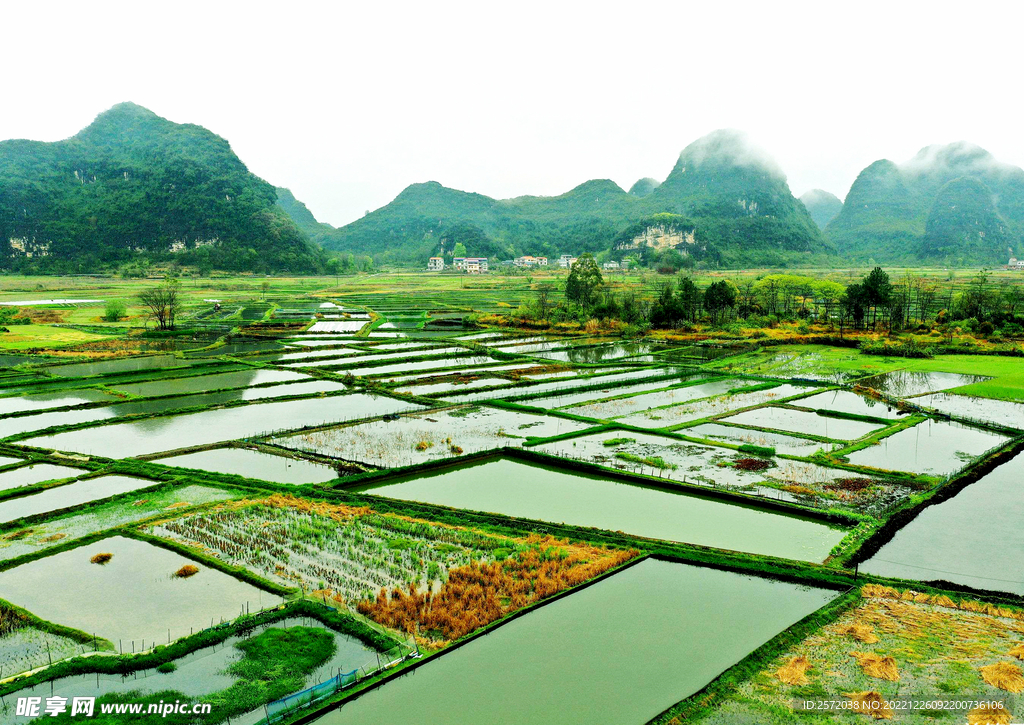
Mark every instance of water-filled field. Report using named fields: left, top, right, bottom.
left=844, top=419, right=1008, bottom=476
left=352, top=458, right=847, bottom=561
left=914, top=391, right=1024, bottom=430
left=0, top=535, right=282, bottom=644
left=155, top=447, right=341, bottom=484
left=0, top=463, right=85, bottom=492
left=274, top=406, right=590, bottom=468
left=722, top=406, right=885, bottom=440
left=313, top=559, right=838, bottom=725
left=23, top=394, right=422, bottom=457
left=615, top=383, right=814, bottom=428
left=862, top=452, right=1024, bottom=595
left=0, top=475, right=158, bottom=523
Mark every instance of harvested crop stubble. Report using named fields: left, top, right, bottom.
left=844, top=691, right=893, bottom=719
left=90, top=552, right=113, bottom=564
left=850, top=651, right=899, bottom=681
left=357, top=537, right=638, bottom=645
left=1009, top=643, right=1024, bottom=660
left=775, top=655, right=811, bottom=685
left=980, top=662, right=1024, bottom=693
left=861, top=584, right=1024, bottom=622
left=968, top=704, right=1013, bottom=724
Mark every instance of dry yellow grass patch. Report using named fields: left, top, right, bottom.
left=860, top=585, right=1024, bottom=623
left=980, top=662, right=1024, bottom=693
left=850, top=651, right=899, bottom=681
left=968, top=704, right=1012, bottom=724
left=1008, top=643, right=1024, bottom=660
left=775, top=656, right=812, bottom=685
left=844, top=691, right=893, bottom=719
left=259, top=494, right=369, bottom=520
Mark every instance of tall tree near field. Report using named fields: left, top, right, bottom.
left=138, top=278, right=182, bottom=330
left=565, top=254, right=604, bottom=308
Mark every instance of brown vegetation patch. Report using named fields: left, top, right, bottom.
left=850, top=651, right=899, bottom=681
left=357, top=537, right=638, bottom=645
left=174, top=564, right=200, bottom=578
left=40, top=533, right=65, bottom=543
left=258, top=494, right=369, bottom=521
left=4, top=528, right=34, bottom=541
left=734, top=458, right=772, bottom=471
left=775, top=655, right=811, bottom=685
left=90, top=552, right=113, bottom=565
left=827, top=477, right=873, bottom=492
left=968, top=704, right=1013, bottom=724
left=1009, top=643, right=1024, bottom=660
left=844, top=691, right=893, bottom=719
left=980, top=662, right=1024, bottom=693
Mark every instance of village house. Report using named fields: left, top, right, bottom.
left=427, top=256, right=445, bottom=271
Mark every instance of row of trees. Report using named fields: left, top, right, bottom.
left=521, top=259, right=1024, bottom=336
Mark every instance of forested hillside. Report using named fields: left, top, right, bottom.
left=826, top=142, right=1024, bottom=265
left=0, top=103, right=323, bottom=273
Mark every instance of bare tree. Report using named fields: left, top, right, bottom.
left=139, top=278, right=182, bottom=330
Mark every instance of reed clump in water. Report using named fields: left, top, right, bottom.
left=90, top=552, right=113, bottom=565
left=174, top=564, right=200, bottom=578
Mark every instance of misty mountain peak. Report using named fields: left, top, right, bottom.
left=668, top=129, right=785, bottom=180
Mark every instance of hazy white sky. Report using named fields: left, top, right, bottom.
left=5, top=1, right=1022, bottom=226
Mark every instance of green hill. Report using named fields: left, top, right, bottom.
left=799, top=189, right=843, bottom=229
left=319, top=130, right=830, bottom=267
left=275, top=187, right=334, bottom=238
left=826, top=142, right=1024, bottom=264
left=0, top=103, right=323, bottom=273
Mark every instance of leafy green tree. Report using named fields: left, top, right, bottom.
left=703, top=280, right=737, bottom=323
left=564, top=254, right=603, bottom=308
left=452, top=242, right=468, bottom=258
left=103, top=299, right=127, bottom=322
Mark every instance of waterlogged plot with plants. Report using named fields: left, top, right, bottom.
left=534, top=431, right=904, bottom=515
left=271, top=406, right=590, bottom=468
left=615, top=383, right=815, bottom=429
left=149, top=496, right=638, bottom=647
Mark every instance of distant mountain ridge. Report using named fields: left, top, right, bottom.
left=826, top=142, right=1024, bottom=264
left=0, top=103, right=323, bottom=273
left=799, top=189, right=843, bottom=230
left=311, top=129, right=832, bottom=266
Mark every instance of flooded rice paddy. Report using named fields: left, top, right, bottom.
left=0, top=475, right=159, bottom=523
left=22, top=394, right=422, bottom=457
left=0, top=535, right=282, bottom=644
left=155, top=447, right=341, bottom=484
left=844, top=418, right=1008, bottom=476
left=862, top=451, right=1024, bottom=595
left=352, top=458, right=847, bottom=561
left=314, top=559, right=838, bottom=725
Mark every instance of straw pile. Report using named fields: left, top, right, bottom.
left=968, top=704, right=1012, bottom=725
left=980, top=662, right=1024, bottom=693
left=1009, top=643, right=1024, bottom=660
left=90, top=552, right=113, bottom=565
left=850, top=652, right=900, bottom=681
left=775, top=656, right=812, bottom=685
left=861, top=584, right=1024, bottom=622
left=844, top=691, right=893, bottom=719
left=839, top=623, right=879, bottom=643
